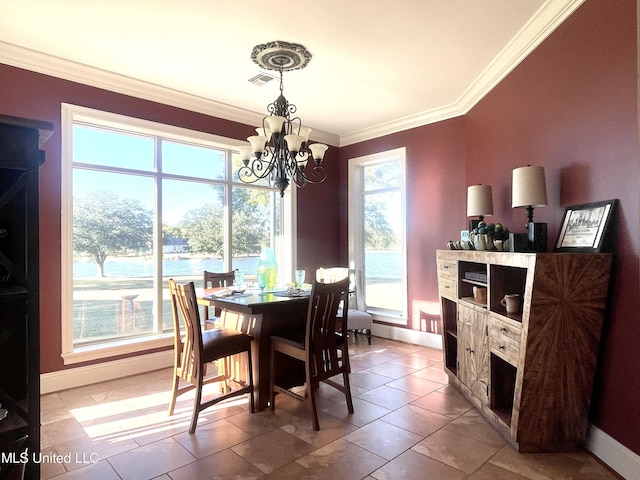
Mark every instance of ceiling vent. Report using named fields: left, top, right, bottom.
left=248, top=72, right=276, bottom=86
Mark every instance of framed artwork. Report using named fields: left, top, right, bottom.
left=554, top=199, right=617, bottom=253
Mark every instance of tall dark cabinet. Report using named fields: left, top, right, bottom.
left=0, top=115, right=53, bottom=480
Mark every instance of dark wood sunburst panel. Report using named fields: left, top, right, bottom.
left=436, top=250, right=612, bottom=453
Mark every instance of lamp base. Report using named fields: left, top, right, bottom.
left=528, top=222, right=547, bottom=252
left=509, top=233, right=530, bottom=252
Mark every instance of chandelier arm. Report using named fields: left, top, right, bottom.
left=289, top=116, right=302, bottom=135
left=238, top=154, right=276, bottom=182
left=292, top=163, right=327, bottom=186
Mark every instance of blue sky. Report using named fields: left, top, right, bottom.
left=73, top=125, right=227, bottom=224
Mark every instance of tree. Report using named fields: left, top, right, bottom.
left=178, top=203, right=224, bottom=255
left=231, top=188, right=271, bottom=256
left=362, top=161, right=400, bottom=250
left=364, top=197, right=398, bottom=249
left=73, top=191, right=153, bottom=277
left=176, top=187, right=272, bottom=257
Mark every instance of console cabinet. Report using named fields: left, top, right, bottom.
left=436, top=250, right=611, bottom=453
left=0, top=115, right=52, bottom=480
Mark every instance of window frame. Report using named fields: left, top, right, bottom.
left=61, top=103, right=296, bottom=364
left=348, top=147, right=408, bottom=325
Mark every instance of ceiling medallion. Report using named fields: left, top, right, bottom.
left=251, top=40, right=312, bottom=72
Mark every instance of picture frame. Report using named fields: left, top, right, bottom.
left=554, top=199, right=617, bottom=253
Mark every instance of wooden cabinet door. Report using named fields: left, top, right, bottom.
left=457, top=304, right=489, bottom=405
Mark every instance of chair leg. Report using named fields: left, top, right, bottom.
left=189, top=378, right=204, bottom=434
left=308, top=383, right=320, bottom=431
left=246, top=348, right=255, bottom=413
left=168, top=374, right=180, bottom=416
left=343, top=370, right=355, bottom=414
left=269, top=344, right=276, bottom=411
left=366, top=329, right=372, bottom=345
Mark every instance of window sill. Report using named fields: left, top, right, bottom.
left=62, top=333, right=174, bottom=365
left=370, top=309, right=406, bottom=326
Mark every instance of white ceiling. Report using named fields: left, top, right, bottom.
left=0, top=0, right=584, bottom=146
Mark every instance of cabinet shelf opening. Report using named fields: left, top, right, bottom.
left=490, top=353, right=517, bottom=427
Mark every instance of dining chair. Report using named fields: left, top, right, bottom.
left=317, top=267, right=373, bottom=344
left=203, top=270, right=236, bottom=329
left=269, top=276, right=354, bottom=430
left=168, top=278, right=254, bottom=434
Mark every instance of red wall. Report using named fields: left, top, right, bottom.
left=0, top=0, right=636, bottom=458
left=340, top=0, right=640, bottom=456
left=466, top=0, right=640, bottom=455
left=0, top=64, right=341, bottom=373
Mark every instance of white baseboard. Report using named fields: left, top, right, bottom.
left=372, top=323, right=443, bottom=349
left=586, top=424, right=640, bottom=480
left=40, top=350, right=174, bottom=394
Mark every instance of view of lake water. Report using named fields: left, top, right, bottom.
left=73, top=250, right=401, bottom=279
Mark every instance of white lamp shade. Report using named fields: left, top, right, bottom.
left=237, top=145, right=253, bottom=161
left=512, top=166, right=548, bottom=208
left=284, top=134, right=305, bottom=152
left=298, top=126, right=312, bottom=142
left=467, top=184, right=493, bottom=217
left=248, top=135, right=267, bottom=154
left=255, top=127, right=272, bottom=139
left=265, top=115, right=286, bottom=134
left=308, top=143, right=328, bottom=161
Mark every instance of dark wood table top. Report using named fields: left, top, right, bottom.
left=200, top=288, right=309, bottom=315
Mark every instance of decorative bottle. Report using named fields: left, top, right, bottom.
left=257, top=247, right=278, bottom=291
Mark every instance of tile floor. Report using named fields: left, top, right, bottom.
left=40, top=336, right=621, bottom=479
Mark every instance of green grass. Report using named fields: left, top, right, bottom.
left=72, top=275, right=200, bottom=344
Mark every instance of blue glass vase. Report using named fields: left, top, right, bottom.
left=257, top=247, right=278, bottom=291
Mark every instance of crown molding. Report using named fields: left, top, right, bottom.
left=0, top=0, right=582, bottom=149
left=338, top=0, right=585, bottom=147
left=0, top=41, right=339, bottom=147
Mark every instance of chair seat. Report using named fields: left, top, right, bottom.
left=272, top=331, right=345, bottom=351
left=346, top=309, right=372, bottom=330
left=202, top=328, right=253, bottom=362
left=270, top=333, right=305, bottom=350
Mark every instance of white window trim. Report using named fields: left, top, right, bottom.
left=61, top=103, right=294, bottom=364
left=348, top=147, right=408, bottom=324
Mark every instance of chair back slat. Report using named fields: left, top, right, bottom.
left=204, top=270, right=235, bottom=288
left=305, top=277, right=349, bottom=383
left=168, top=279, right=204, bottom=383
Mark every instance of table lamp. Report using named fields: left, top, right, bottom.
left=467, top=184, right=493, bottom=232
left=512, top=165, right=547, bottom=251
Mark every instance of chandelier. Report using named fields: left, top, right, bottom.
left=237, top=41, right=329, bottom=197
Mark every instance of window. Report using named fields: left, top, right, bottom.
left=348, top=148, right=407, bottom=324
left=61, top=104, right=293, bottom=364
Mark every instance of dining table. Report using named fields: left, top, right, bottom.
left=197, top=287, right=310, bottom=411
